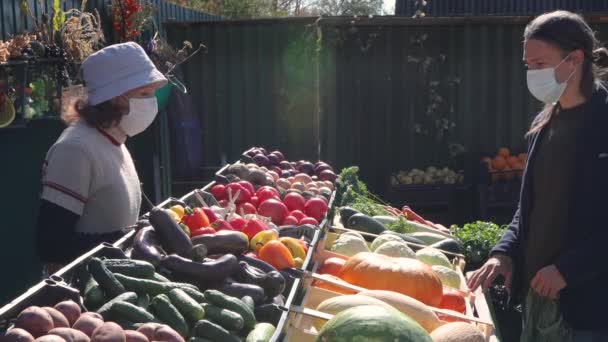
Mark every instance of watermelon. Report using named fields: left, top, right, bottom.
left=315, top=305, right=432, bottom=342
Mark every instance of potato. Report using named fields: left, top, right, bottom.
left=2, top=328, right=35, bottom=342
left=124, top=331, right=148, bottom=342
left=134, top=324, right=160, bottom=341
left=90, top=323, right=125, bottom=342
left=72, top=316, right=103, bottom=338
left=151, top=326, right=183, bottom=342
left=34, top=336, right=66, bottom=342
left=53, top=302, right=81, bottom=327
left=42, top=308, right=69, bottom=329
left=48, top=328, right=90, bottom=342
left=79, top=313, right=103, bottom=321
left=15, top=306, right=54, bottom=338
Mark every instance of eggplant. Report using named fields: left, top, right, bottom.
left=191, top=231, right=249, bottom=255
left=149, top=207, right=192, bottom=257
left=161, top=254, right=238, bottom=283
left=214, top=174, right=230, bottom=185
left=131, top=226, right=164, bottom=267
left=100, top=243, right=128, bottom=259
left=430, top=238, right=462, bottom=260
left=254, top=304, right=283, bottom=325
left=191, top=244, right=208, bottom=262
left=233, top=262, right=286, bottom=298
left=237, top=254, right=277, bottom=273
left=265, top=295, right=285, bottom=306
left=279, top=271, right=296, bottom=297
left=339, top=207, right=360, bottom=227
left=218, top=281, right=265, bottom=304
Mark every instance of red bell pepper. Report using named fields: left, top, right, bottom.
left=202, top=207, right=219, bottom=224
left=191, top=227, right=216, bottom=237
left=211, top=219, right=235, bottom=232
left=182, top=207, right=210, bottom=231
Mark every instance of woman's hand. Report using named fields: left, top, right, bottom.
left=467, top=254, right=513, bottom=292
left=531, top=265, right=566, bottom=299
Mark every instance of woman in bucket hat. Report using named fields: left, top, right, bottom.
left=35, top=42, right=167, bottom=274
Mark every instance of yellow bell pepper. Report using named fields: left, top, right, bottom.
left=294, top=257, right=304, bottom=268
left=250, top=230, right=278, bottom=253
left=279, top=237, right=307, bottom=260
left=170, top=205, right=186, bottom=219
left=165, top=209, right=181, bottom=223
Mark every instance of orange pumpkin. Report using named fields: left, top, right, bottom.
left=491, top=156, right=507, bottom=170
left=439, top=288, right=467, bottom=314
left=498, top=147, right=510, bottom=158
left=313, top=274, right=357, bottom=295
left=318, top=257, right=346, bottom=277
left=339, top=252, right=443, bottom=307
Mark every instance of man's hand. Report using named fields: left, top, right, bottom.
left=531, top=264, right=567, bottom=299
left=467, top=254, right=513, bottom=292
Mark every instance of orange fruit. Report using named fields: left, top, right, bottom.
left=507, top=156, right=520, bottom=169
left=518, top=153, right=528, bottom=163
left=492, top=156, right=507, bottom=170
left=498, top=147, right=510, bottom=158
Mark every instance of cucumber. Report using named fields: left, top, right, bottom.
left=110, top=301, right=158, bottom=323
left=102, top=259, right=156, bottom=278
left=83, top=276, right=105, bottom=310
left=151, top=294, right=189, bottom=337
left=180, top=287, right=207, bottom=303
left=373, top=215, right=399, bottom=225
left=407, top=232, right=448, bottom=245
left=188, top=338, right=214, bottom=342
left=136, top=293, right=150, bottom=310
left=150, top=272, right=171, bottom=283
left=193, top=320, right=240, bottom=342
left=346, top=214, right=387, bottom=235
left=241, top=296, right=255, bottom=313
left=168, top=289, right=206, bottom=324
left=114, top=273, right=198, bottom=296
left=97, top=292, right=138, bottom=319
left=89, top=257, right=127, bottom=297
left=246, top=323, right=276, bottom=342
left=204, top=290, right=256, bottom=331
left=201, top=303, right=244, bottom=331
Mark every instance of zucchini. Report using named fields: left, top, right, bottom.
left=97, top=292, right=138, bottom=319
left=201, top=303, right=244, bottom=331
left=241, top=296, right=255, bottom=313
left=151, top=294, right=189, bottom=337
left=430, top=238, right=462, bottom=257
left=110, top=301, right=157, bottom=323
left=346, top=214, right=386, bottom=235
left=83, top=276, right=105, bottom=310
left=136, top=293, right=150, bottom=310
left=114, top=273, right=198, bottom=296
left=339, top=207, right=360, bottom=227
left=372, top=215, right=399, bottom=225
left=180, top=287, right=207, bottom=303
left=88, top=257, right=127, bottom=297
left=168, top=289, right=206, bottom=324
left=102, top=259, right=155, bottom=278
left=246, top=323, right=276, bottom=342
left=406, top=221, right=454, bottom=239
left=193, top=320, right=240, bottom=342
left=407, top=232, right=448, bottom=245
left=204, top=290, right=256, bottom=331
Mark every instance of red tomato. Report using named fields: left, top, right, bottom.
left=283, top=192, right=306, bottom=212
left=229, top=216, right=247, bottom=231
left=225, top=183, right=251, bottom=204
left=283, top=216, right=299, bottom=225
left=219, top=200, right=229, bottom=208
left=257, top=186, right=280, bottom=198
left=211, top=219, right=235, bottom=232
left=258, top=199, right=289, bottom=225
left=191, top=227, right=217, bottom=237
left=289, top=210, right=306, bottom=221
left=299, top=217, right=319, bottom=226
left=237, top=181, right=255, bottom=197
left=237, top=202, right=257, bottom=216
left=304, top=198, right=328, bottom=222
left=257, top=187, right=279, bottom=204
left=210, top=184, right=226, bottom=201
left=251, top=196, right=260, bottom=207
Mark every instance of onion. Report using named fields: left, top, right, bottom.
left=292, top=182, right=306, bottom=192
left=276, top=178, right=291, bottom=189
left=294, top=173, right=313, bottom=184
left=267, top=171, right=279, bottom=182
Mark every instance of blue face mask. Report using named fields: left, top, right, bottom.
left=526, top=53, right=576, bottom=104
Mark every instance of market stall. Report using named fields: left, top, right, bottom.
left=0, top=146, right=496, bottom=342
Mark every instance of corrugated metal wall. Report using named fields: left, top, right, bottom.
left=395, top=0, right=608, bottom=17
left=166, top=16, right=608, bottom=194
left=0, top=0, right=220, bottom=40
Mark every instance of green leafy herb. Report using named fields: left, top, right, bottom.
left=336, top=167, right=389, bottom=217
left=449, top=221, right=506, bottom=267
left=385, top=217, right=415, bottom=234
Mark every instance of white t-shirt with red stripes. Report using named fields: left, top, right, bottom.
left=41, top=120, right=142, bottom=234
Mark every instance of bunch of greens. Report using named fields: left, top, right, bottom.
left=385, top=217, right=415, bottom=234
left=450, top=221, right=507, bottom=268
left=336, top=166, right=389, bottom=217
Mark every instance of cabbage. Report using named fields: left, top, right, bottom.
left=370, top=234, right=404, bottom=251
left=374, top=241, right=416, bottom=258
left=432, top=265, right=462, bottom=289
left=416, top=247, right=452, bottom=269
left=331, top=235, right=370, bottom=257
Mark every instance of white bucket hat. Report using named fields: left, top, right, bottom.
left=81, top=42, right=167, bottom=106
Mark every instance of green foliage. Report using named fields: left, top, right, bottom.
left=449, top=221, right=507, bottom=267
left=385, top=217, right=415, bottom=234
left=336, top=167, right=389, bottom=217
left=311, top=0, right=383, bottom=16
left=52, top=0, right=65, bottom=34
